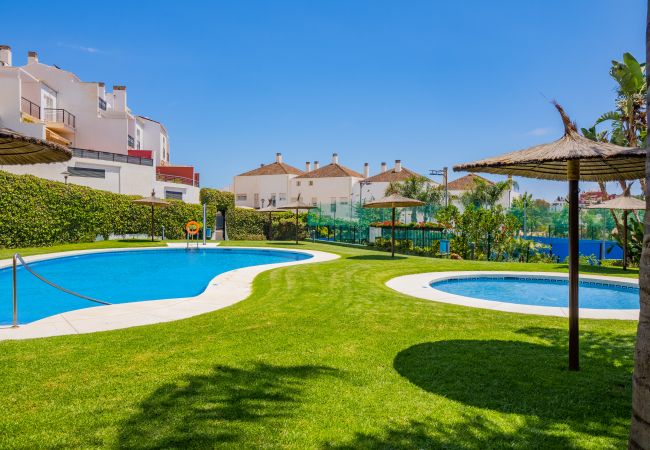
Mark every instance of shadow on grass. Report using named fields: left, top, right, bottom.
left=546, top=263, right=639, bottom=277
left=346, top=255, right=407, bottom=261
left=118, top=362, right=339, bottom=448
left=387, top=333, right=633, bottom=446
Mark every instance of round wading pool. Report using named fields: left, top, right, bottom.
left=430, top=276, right=639, bottom=310
left=0, top=248, right=312, bottom=325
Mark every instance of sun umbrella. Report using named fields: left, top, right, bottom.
left=0, top=128, right=71, bottom=165
left=279, top=200, right=316, bottom=244
left=454, top=102, right=645, bottom=371
left=256, top=205, right=285, bottom=240
left=587, top=195, right=645, bottom=270
left=363, top=194, right=425, bottom=258
left=132, top=189, right=170, bottom=241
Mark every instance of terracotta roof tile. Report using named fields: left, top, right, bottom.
left=237, top=162, right=304, bottom=177
left=364, top=166, right=431, bottom=183
left=295, top=163, right=364, bottom=179
left=447, top=173, right=493, bottom=191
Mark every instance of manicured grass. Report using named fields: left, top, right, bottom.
left=0, top=241, right=638, bottom=448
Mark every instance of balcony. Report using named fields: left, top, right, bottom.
left=20, top=97, right=41, bottom=121
left=156, top=172, right=200, bottom=187
left=44, top=108, right=76, bottom=136
left=71, top=147, right=154, bottom=166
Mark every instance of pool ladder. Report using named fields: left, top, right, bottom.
left=9, top=253, right=111, bottom=328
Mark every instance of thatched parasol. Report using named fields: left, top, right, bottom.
left=363, top=194, right=425, bottom=258
left=0, top=128, right=72, bottom=165
left=132, top=190, right=170, bottom=241
left=279, top=199, right=316, bottom=244
left=256, top=205, right=285, bottom=240
left=454, top=102, right=645, bottom=371
left=587, top=195, right=645, bottom=270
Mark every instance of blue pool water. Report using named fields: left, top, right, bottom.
left=431, top=277, right=639, bottom=310
left=1, top=248, right=311, bottom=325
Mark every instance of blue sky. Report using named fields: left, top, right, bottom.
left=2, top=0, right=645, bottom=199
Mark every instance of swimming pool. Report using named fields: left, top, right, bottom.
left=1, top=248, right=311, bottom=325
left=430, top=276, right=639, bottom=310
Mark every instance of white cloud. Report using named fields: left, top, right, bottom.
left=526, top=127, right=553, bottom=137
left=57, top=42, right=110, bottom=54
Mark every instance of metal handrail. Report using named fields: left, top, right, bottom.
left=11, top=253, right=111, bottom=328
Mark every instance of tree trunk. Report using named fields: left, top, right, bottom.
left=629, top=3, right=650, bottom=447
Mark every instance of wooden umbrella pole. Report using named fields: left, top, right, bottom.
left=151, top=205, right=155, bottom=242
left=268, top=212, right=273, bottom=240
left=391, top=207, right=396, bottom=258
left=568, top=160, right=580, bottom=371
left=623, top=210, right=629, bottom=271
left=295, top=208, right=299, bottom=244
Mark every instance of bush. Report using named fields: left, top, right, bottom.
left=0, top=171, right=213, bottom=248
left=200, top=188, right=234, bottom=211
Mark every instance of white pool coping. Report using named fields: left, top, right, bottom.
left=386, top=271, right=639, bottom=320
left=0, top=244, right=338, bottom=340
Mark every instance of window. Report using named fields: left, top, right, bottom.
left=136, top=127, right=142, bottom=149
left=309, top=181, right=314, bottom=186
left=339, top=197, right=349, bottom=206
left=98, top=97, right=107, bottom=110
left=165, top=190, right=183, bottom=200
left=279, top=193, right=287, bottom=202
left=236, top=194, right=247, bottom=201
left=330, top=198, right=337, bottom=213
left=128, top=135, right=135, bottom=148
left=67, top=167, right=105, bottom=178
left=296, top=181, right=301, bottom=187
left=311, top=197, right=317, bottom=206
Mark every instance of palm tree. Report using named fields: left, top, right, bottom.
left=385, top=176, right=443, bottom=222
left=460, top=177, right=517, bottom=210
left=630, top=7, right=650, bottom=447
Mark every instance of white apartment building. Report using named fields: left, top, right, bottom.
left=292, top=153, right=365, bottom=219
left=0, top=46, right=200, bottom=203
left=362, top=160, right=438, bottom=203
left=233, top=153, right=303, bottom=208
left=447, top=173, right=519, bottom=210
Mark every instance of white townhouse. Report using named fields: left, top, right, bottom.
left=362, top=160, right=438, bottom=204
left=447, top=173, right=519, bottom=211
left=0, top=46, right=200, bottom=203
left=291, top=153, right=365, bottom=219
left=233, top=153, right=304, bottom=208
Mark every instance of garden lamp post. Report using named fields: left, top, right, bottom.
left=363, top=194, right=424, bottom=258
left=454, top=102, right=645, bottom=371
left=587, top=195, right=645, bottom=270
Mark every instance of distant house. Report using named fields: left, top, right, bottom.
left=447, top=173, right=519, bottom=210
left=362, top=160, right=437, bottom=203
left=292, top=153, right=365, bottom=217
left=233, top=153, right=303, bottom=208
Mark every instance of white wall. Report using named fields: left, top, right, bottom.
left=233, top=174, right=295, bottom=208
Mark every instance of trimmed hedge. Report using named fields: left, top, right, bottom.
left=0, top=171, right=217, bottom=248
left=200, top=188, right=234, bottom=211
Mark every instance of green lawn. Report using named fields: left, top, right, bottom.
left=0, top=241, right=639, bottom=449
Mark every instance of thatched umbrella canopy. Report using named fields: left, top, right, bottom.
left=363, top=194, right=425, bottom=258
left=132, top=190, right=170, bottom=241
left=587, top=196, right=645, bottom=270
left=256, top=205, right=285, bottom=240
left=454, top=102, right=645, bottom=371
left=279, top=200, right=316, bottom=244
left=0, top=128, right=72, bottom=165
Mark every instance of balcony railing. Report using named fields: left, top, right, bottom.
left=71, top=147, right=154, bottom=166
left=44, top=108, right=76, bottom=128
left=21, top=97, right=41, bottom=119
left=156, top=173, right=200, bottom=187
left=98, top=97, right=107, bottom=111
left=127, top=135, right=135, bottom=148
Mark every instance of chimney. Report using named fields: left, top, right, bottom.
left=275, top=152, right=283, bottom=163
left=27, top=51, right=38, bottom=64
left=363, top=162, right=369, bottom=178
left=0, top=45, right=12, bottom=67
left=395, top=160, right=402, bottom=173
left=305, top=161, right=311, bottom=172
left=381, top=162, right=387, bottom=173
left=260, top=163, right=265, bottom=167
left=314, top=161, right=320, bottom=170
left=112, top=85, right=126, bottom=112
left=332, top=153, right=339, bottom=164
